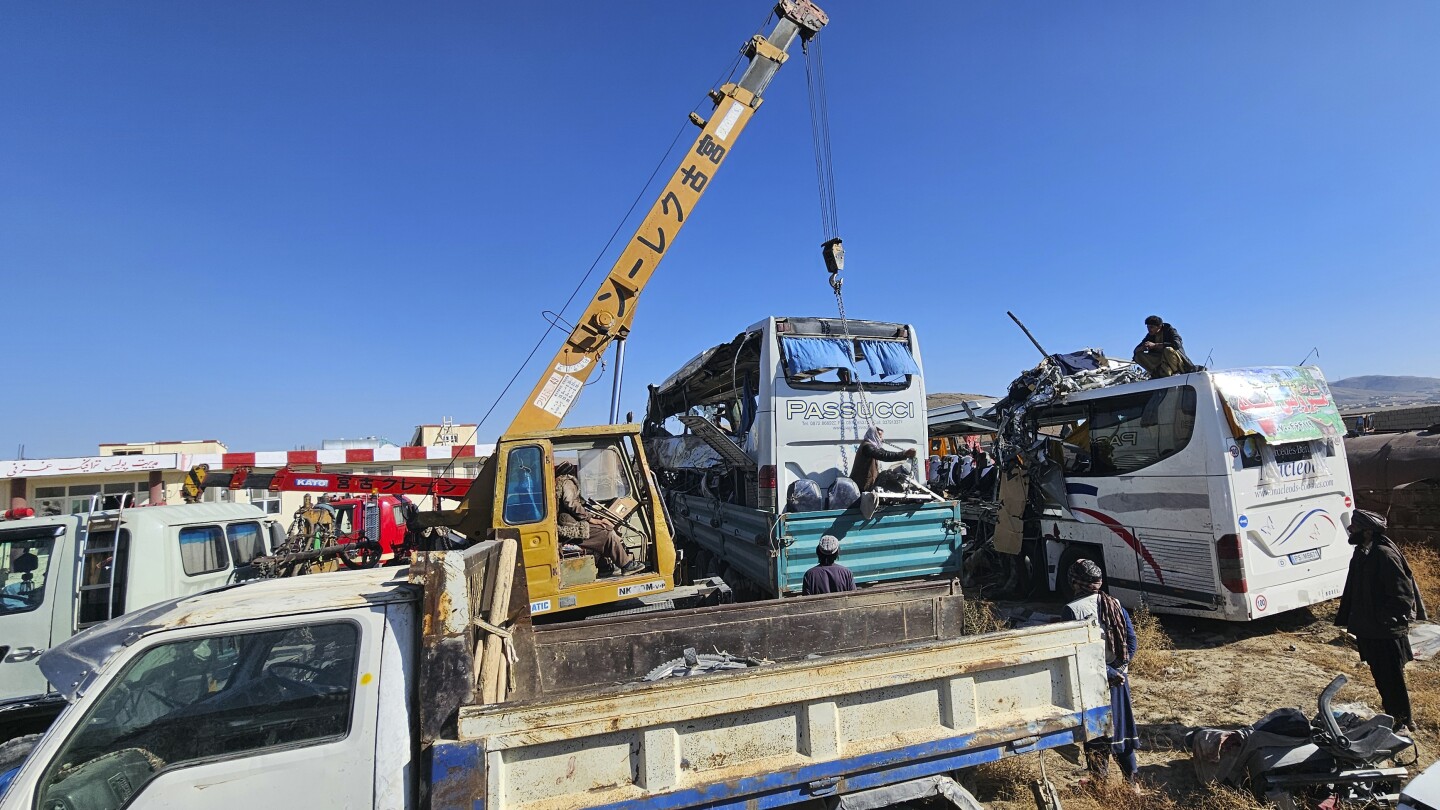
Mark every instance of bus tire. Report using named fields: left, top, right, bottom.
left=1055, top=545, right=1104, bottom=603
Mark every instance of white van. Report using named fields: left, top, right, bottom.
left=644, top=316, right=962, bottom=597
left=0, top=502, right=279, bottom=731
left=1026, top=365, right=1353, bottom=621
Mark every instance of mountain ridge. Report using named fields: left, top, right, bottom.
left=1328, top=375, right=1440, bottom=408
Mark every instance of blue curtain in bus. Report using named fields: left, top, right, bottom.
left=781, top=337, right=856, bottom=374
left=859, top=340, right=920, bottom=377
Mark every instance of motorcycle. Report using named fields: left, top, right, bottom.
left=1187, top=674, right=1418, bottom=809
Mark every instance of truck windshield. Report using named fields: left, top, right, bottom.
left=0, top=527, right=59, bottom=615
left=39, top=622, right=358, bottom=807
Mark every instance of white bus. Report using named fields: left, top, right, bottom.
left=1025, top=366, right=1353, bottom=621
left=644, top=316, right=963, bottom=598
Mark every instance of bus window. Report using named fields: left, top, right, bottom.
left=1080, top=386, right=1197, bottom=476
left=1034, top=404, right=1090, bottom=474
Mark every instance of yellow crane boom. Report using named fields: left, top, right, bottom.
left=507, top=0, right=828, bottom=435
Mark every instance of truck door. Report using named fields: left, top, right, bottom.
left=495, top=438, right=560, bottom=610
left=0, top=524, right=65, bottom=704
left=23, top=607, right=387, bottom=810
left=497, top=433, right=675, bottom=616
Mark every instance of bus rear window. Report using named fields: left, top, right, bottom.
left=779, top=336, right=917, bottom=388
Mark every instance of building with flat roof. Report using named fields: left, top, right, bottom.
left=4, top=425, right=489, bottom=519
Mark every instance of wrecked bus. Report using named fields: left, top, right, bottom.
left=994, top=363, right=1355, bottom=621
left=643, top=316, right=962, bottom=599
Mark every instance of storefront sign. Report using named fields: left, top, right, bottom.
left=0, top=454, right=180, bottom=479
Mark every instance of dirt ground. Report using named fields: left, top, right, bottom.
left=957, top=545, right=1440, bottom=809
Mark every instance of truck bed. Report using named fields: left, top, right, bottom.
left=522, top=579, right=965, bottom=698
left=669, top=494, right=963, bottom=596
left=429, top=619, right=1108, bottom=810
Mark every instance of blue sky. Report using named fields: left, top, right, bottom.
left=3, top=2, right=1437, bottom=458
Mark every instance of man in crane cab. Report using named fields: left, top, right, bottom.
left=1132, top=315, right=1197, bottom=379
left=555, top=461, right=643, bottom=576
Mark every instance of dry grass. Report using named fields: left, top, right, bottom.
left=963, top=596, right=1009, bottom=636
left=1128, top=603, right=1175, bottom=678
left=1061, top=770, right=1271, bottom=810
left=1402, top=540, right=1440, bottom=619
left=971, top=751, right=1272, bottom=810
left=1410, top=665, right=1440, bottom=736
left=1401, top=541, right=1440, bottom=739
left=965, top=752, right=1038, bottom=802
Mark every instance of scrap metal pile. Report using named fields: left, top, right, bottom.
left=958, top=349, right=1143, bottom=595
left=990, top=348, right=1143, bottom=475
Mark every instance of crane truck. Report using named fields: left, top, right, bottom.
left=417, top=0, right=832, bottom=617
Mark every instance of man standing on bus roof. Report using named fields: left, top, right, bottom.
left=1133, top=315, right=1197, bottom=379
left=802, top=535, right=856, bottom=596
left=1336, top=509, right=1426, bottom=732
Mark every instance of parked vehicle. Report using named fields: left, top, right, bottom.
left=0, top=539, right=1111, bottom=809
left=643, top=315, right=963, bottom=598
left=1399, top=758, right=1440, bottom=810
left=1345, top=427, right=1440, bottom=547
left=0, top=502, right=279, bottom=733
left=1013, top=365, right=1355, bottom=620
left=180, top=464, right=475, bottom=570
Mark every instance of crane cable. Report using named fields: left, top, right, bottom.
left=803, top=33, right=879, bottom=473
left=437, top=19, right=767, bottom=482
left=804, top=33, right=840, bottom=242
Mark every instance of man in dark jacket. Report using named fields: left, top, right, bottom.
left=1336, top=509, right=1426, bottom=730
left=848, top=427, right=917, bottom=492
left=802, top=535, right=856, bottom=595
left=1133, top=315, right=1197, bottom=378
left=556, top=461, right=643, bottom=576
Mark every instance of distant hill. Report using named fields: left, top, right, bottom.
left=1329, top=375, right=1440, bottom=408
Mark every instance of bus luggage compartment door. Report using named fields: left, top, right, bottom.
left=1133, top=529, right=1223, bottom=612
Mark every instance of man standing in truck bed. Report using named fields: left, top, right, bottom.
left=1133, top=315, right=1197, bottom=378
left=802, top=535, right=856, bottom=595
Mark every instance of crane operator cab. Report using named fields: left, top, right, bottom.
left=495, top=425, right=677, bottom=618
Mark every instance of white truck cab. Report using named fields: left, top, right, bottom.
left=0, top=503, right=280, bottom=730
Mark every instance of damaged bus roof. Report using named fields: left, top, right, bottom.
left=649, top=316, right=912, bottom=416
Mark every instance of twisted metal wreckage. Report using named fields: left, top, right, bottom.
left=957, top=348, right=1145, bottom=595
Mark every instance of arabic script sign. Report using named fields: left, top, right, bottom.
left=0, top=454, right=180, bottom=480
left=1212, top=366, right=1345, bottom=445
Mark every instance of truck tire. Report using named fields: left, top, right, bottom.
left=1006, top=537, right=1047, bottom=599
left=1055, top=545, right=1104, bottom=603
